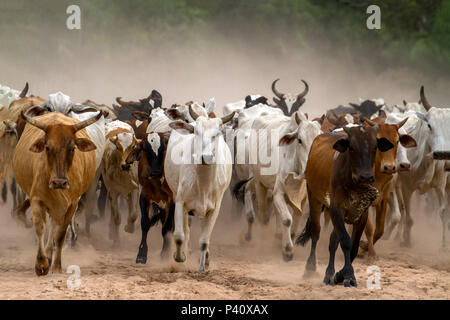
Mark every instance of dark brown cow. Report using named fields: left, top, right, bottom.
left=125, top=131, right=174, bottom=264
left=114, top=90, right=163, bottom=121
left=296, top=124, right=395, bottom=287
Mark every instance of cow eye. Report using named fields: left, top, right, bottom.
left=428, top=124, right=432, bottom=130
left=298, top=138, right=302, bottom=144
left=45, top=146, right=49, bottom=151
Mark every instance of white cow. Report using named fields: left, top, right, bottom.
left=386, top=87, right=450, bottom=247
left=225, top=102, right=284, bottom=240
left=250, top=110, right=322, bottom=260
left=102, top=120, right=140, bottom=246
left=164, top=106, right=234, bottom=272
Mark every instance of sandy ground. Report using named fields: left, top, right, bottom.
left=0, top=192, right=449, bottom=300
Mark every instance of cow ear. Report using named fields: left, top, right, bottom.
left=30, top=138, right=46, bottom=153
left=132, top=111, right=149, bottom=121
left=279, top=132, right=297, bottom=146
left=75, top=138, right=97, bottom=152
left=333, top=139, right=349, bottom=153
left=349, top=103, right=360, bottom=110
left=127, top=141, right=143, bottom=163
left=273, top=97, right=281, bottom=105
left=399, top=135, right=417, bottom=148
left=169, top=121, right=194, bottom=134
left=165, top=108, right=181, bottom=120
left=377, top=137, right=394, bottom=152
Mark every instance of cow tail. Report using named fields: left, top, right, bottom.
left=296, top=217, right=312, bottom=246
left=232, top=178, right=253, bottom=203
left=149, top=203, right=163, bottom=227
left=97, top=177, right=107, bottom=218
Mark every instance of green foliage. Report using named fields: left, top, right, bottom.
left=0, top=0, right=448, bottom=77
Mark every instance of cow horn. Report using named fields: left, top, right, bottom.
left=189, top=104, right=200, bottom=121
left=396, top=117, right=408, bottom=129
left=271, top=79, right=284, bottom=99
left=22, top=111, right=48, bottom=132
left=73, top=111, right=102, bottom=132
left=403, top=100, right=407, bottom=106
left=19, top=82, right=29, bottom=98
left=298, top=80, right=309, bottom=99
left=116, top=97, right=127, bottom=106
left=420, top=86, right=432, bottom=111
left=221, top=111, right=236, bottom=125
left=295, top=112, right=301, bottom=125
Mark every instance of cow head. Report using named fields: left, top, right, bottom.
left=109, top=132, right=140, bottom=171
left=413, top=86, right=450, bottom=161
left=125, top=132, right=170, bottom=178
left=279, top=111, right=322, bottom=175
left=364, top=117, right=417, bottom=174
left=244, top=95, right=268, bottom=109
left=23, top=112, right=101, bottom=189
left=167, top=99, right=216, bottom=122
left=349, top=99, right=384, bottom=121
left=333, top=124, right=394, bottom=184
left=169, top=105, right=235, bottom=165
left=271, top=79, right=309, bottom=116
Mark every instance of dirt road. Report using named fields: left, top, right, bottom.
left=0, top=195, right=449, bottom=300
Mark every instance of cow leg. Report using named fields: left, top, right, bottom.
left=384, top=189, right=401, bottom=240
left=173, top=201, right=187, bottom=263
left=31, top=200, right=49, bottom=276
left=160, top=204, right=174, bottom=260
left=52, top=204, right=76, bottom=273
left=435, top=187, right=448, bottom=248
left=67, top=216, right=78, bottom=247
left=401, top=189, right=413, bottom=247
left=330, top=209, right=356, bottom=287
left=272, top=192, right=293, bottom=262
left=97, top=176, right=107, bottom=219
left=13, top=198, right=32, bottom=228
left=124, top=190, right=138, bottom=233
left=136, top=194, right=151, bottom=264
left=45, top=219, right=57, bottom=268
left=361, top=211, right=376, bottom=259
left=323, top=229, right=339, bottom=285
left=244, top=189, right=255, bottom=241
left=254, top=181, right=269, bottom=225
left=372, top=198, right=388, bottom=248
left=301, top=192, right=322, bottom=272
left=350, top=211, right=369, bottom=262
left=109, top=192, right=121, bottom=247
left=11, top=178, right=17, bottom=208
left=198, top=204, right=220, bottom=272
left=1, top=180, right=6, bottom=203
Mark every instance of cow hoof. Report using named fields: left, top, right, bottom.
left=282, top=251, right=293, bottom=262
left=173, top=252, right=186, bottom=263
left=136, top=256, right=147, bottom=264
left=305, top=262, right=316, bottom=272
left=52, top=265, right=62, bottom=274
left=333, top=271, right=344, bottom=284
left=160, top=249, right=170, bottom=261
left=35, top=263, right=50, bottom=276
left=244, top=233, right=251, bottom=242
left=124, top=223, right=134, bottom=234
left=198, top=265, right=206, bottom=273
left=359, top=240, right=368, bottom=251
left=344, top=278, right=357, bottom=288
left=323, top=273, right=335, bottom=286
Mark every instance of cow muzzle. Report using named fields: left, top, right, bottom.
left=150, top=170, right=163, bottom=178
left=201, top=155, right=214, bottom=165
left=357, top=173, right=375, bottom=184
left=121, top=163, right=131, bottom=171
left=382, top=165, right=396, bottom=174
left=433, top=151, right=450, bottom=160
left=49, top=178, right=69, bottom=190
left=399, top=162, right=410, bottom=171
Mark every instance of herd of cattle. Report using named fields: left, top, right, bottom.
left=0, top=80, right=449, bottom=287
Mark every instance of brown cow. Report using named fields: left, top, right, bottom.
left=359, top=117, right=417, bottom=259
left=296, top=124, right=395, bottom=287
left=125, top=131, right=174, bottom=264
left=13, top=111, right=101, bottom=275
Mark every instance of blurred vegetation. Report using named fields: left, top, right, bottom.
left=0, top=0, right=449, bottom=77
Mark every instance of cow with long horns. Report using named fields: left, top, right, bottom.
left=271, top=79, right=309, bottom=116
left=13, top=111, right=101, bottom=275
